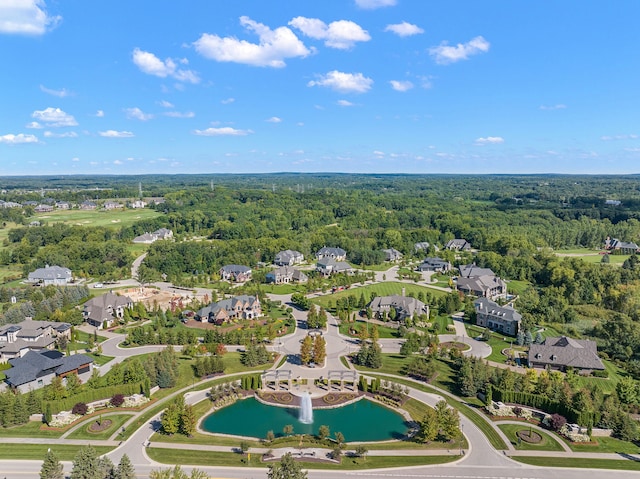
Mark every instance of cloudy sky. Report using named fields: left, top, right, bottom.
left=1, top=0, right=639, bottom=175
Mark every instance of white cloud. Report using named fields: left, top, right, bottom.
left=32, top=107, right=77, bottom=127
left=475, top=136, right=505, bottom=145
left=95, top=110, right=104, bottom=117
left=40, top=85, right=71, bottom=97
left=193, top=127, right=253, bottom=136
left=337, top=99, right=354, bottom=107
left=355, top=0, right=397, bottom=9
left=221, top=97, right=235, bottom=104
left=99, top=130, right=134, bottom=138
left=266, top=116, right=282, bottom=123
left=26, top=121, right=42, bottom=129
left=193, top=16, right=312, bottom=68
left=601, top=134, right=638, bottom=141
left=158, top=100, right=174, bottom=108
left=384, top=22, right=424, bottom=37
left=429, top=36, right=490, bottom=65
left=539, top=104, right=567, bottom=110
left=113, top=159, right=124, bottom=165
left=71, top=157, right=80, bottom=162
left=390, top=80, right=414, bottom=92
left=308, top=71, right=373, bottom=93
left=44, top=131, right=77, bottom=138
left=132, top=48, right=200, bottom=83
left=125, top=107, right=153, bottom=121
left=373, top=150, right=385, bottom=156
left=0, top=0, right=61, bottom=35
left=0, top=133, right=39, bottom=144
left=164, top=111, right=195, bottom=118
left=289, top=17, right=370, bottom=50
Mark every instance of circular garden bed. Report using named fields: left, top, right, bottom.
left=88, top=419, right=113, bottom=433
left=440, top=341, right=471, bottom=351
left=517, top=429, right=542, bottom=444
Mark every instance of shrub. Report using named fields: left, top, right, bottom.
left=72, top=402, right=88, bottom=415
left=549, top=413, right=567, bottom=432
left=110, top=394, right=125, bottom=407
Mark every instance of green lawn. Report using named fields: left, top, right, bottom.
left=66, top=413, right=135, bottom=440
left=339, top=320, right=400, bottom=339
left=0, top=420, right=64, bottom=438
left=146, top=448, right=458, bottom=469
left=505, top=279, right=531, bottom=295
left=85, top=352, right=115, bottom=366
left=513, top=456, right=640, bottom=471
left=311, top=282, right=446, bottom=310
left=0, top=444, right=113, bottom=460
left=29, top=208, right=162, bottom=228
left=465, top=324, right=522, bottom=363
left=497, top=423, right=565, bottom=451
left=263, top=283, right=307, bottom=295
left=567, top=435, right=640, bottom=454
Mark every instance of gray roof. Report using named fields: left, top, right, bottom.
left=316, top=246, right=346, bottom=257
left=27, top=265, right=72, bottom=282
left=196, top=295, right=259, bottom=319
left=459, top=264, right=496, bottom=278
left=6, top=350, right=92, bottom=387
left=266, top=266, right=308, bottom=282
left=83, top=292, right=133, bottom=324
left=474, top=297, right=521, bottom=323
left=369, top=295, right=427, bottom=319
left=529, top=336, right=604, bottom=370
left=274, top=250, right=303, bottom=264
left=220, top=264, right=251, bottom=274
left=446, top=239, right=471, bottom=250
left=457, top=275, right=506, bottom=294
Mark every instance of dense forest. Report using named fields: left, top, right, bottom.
left=2, top=173, right=640, bottom=378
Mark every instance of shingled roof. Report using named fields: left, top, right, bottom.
left=528, top=336, right=605, bottom=371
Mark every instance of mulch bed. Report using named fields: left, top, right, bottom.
left=439, top=341, right=470, bottom=351
left=88, top=419, right=113, bottom=433
left=257, top=391, right=363, bottom=408
left=517, top=429, right=542, bottom=444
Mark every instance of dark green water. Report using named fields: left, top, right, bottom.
left=201, top=397, right=408, bottom=442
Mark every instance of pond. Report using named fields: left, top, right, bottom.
left=201, top=397, right=409, bottom=442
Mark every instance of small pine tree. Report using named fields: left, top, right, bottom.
left=40, top=449, right=64, bottom=479
left=115, top=454, right=136, bottom=479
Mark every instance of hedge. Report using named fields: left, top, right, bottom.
left=44, top=382, right=144, bottom=415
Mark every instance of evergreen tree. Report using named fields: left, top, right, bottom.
left=97, top=456, right=115, bottom=479
left=180, top=404, right=197, bottom=437
left=416, top=407, right=438, bottom=443
left=300, top=335, right=313, bottom=365
left=115, top=454, right=136, bottom=479
left=161, top=403, right=180, bottom=435
left=312, top=336, right=326, bottom=365
left=40, top=449, right=64, bottom=479
left=70, top=445, right=101, bottom=479
left=267, top=452, right=308, bottom=479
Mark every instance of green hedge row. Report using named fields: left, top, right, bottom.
left=44, top=382, right=144, bottom=415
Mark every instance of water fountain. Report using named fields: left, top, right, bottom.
left=298, top=392, right=313, bottom=424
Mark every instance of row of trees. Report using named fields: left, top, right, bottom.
left=300, top=335, right=326, bottom=366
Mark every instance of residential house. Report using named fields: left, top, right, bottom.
left=4, top=350, right=93, bottom=393
left=103, top=201, right=124, bottom=210
left=416, top=257, right=452, bottom=273
left=132, top=228, right=174, bottom=244
left=0, top=319, right=71, bottom=362
left=219, top=265, right=252, bottom=282
left=80, top=200, right=97, bottom=210
left=195, top=295, right=262, bottom=325
left=55, top=201, right=70, bottom=210
left=82, top=292, right=134, bottom=330
left=266, top=266, right=308, bottom=284
left=445, top=239, right=472, bottom=251
left=130, top=199, right=147, bottom=209
left=34, top=204, right=54, bottom=213
left=368, top=294, right=429, bottom=321
left=474, top=297, right=521, bottom=336
left=382, top=248, right=403, bottom=262
left=27, top=265, right=72, bottom=286
left=274, top=250, right=304, bottom=266
left=528, top=336, right=605, bottom=373
left=316, top=258, right=354, bottom=276
left=0, top=201, right=22, bottom=208
left=316, top=246, right=347, bottom=261
left=414, top=242, right=431, bottom=252
left=456, top=264, right=506, bottom=300
left=604, top=237, right=640, bottom=254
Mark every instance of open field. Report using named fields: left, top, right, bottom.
left=0, top=444, right=113, bottom=460
left=29, top=208, right=162, bottom=228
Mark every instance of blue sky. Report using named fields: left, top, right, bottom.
left=1, top=0, right=639, bottom=175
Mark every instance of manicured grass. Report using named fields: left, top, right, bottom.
left=0, top=444, right=114, bottom=460
left=497, top=423, right=565, bottom=451
left=433, top=315, right=453, bottom=334
left=505, top=279, right=531, bottom=295
left=360, top=263, right=396, bottom=272
left=567, top=435, right=640, bottom=454
left=85, top=352, right=115, bottom=366
left=146, top=448, right=458, bottom=469
left=354, top=354, right=413, bottom=376
left=264, top=283, right=307, bottom=295
left=574, top=359, right=625, bottom=394
left=30, top=208, right=162, bottom=228
left=0, top=420, right=64, bottom=438
left=513, top=456, right=640, bottom=471
left=465, top=324, right=523, bottom=364
left=339, top=320, right=399, bottom=339
left=66, top=413, right=135, bottom=440
left=311, top=282, right=446, bottom=310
